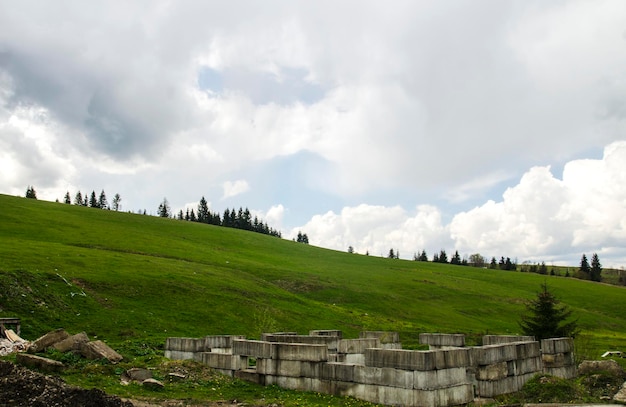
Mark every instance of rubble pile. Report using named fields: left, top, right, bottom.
left=0, top=329, right=29, bottom=356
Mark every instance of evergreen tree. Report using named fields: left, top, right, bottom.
left=432, top=253, right=439, bottom=262
left=450, top=250, right=461, bottom=265
left=348, top=246, right=355, bottom=254
left=157, top=197, right=171, bottom=218
left=83, top=195, right=88, bottom=206
left=89, top=191, right=99, bottom=208
left=519, top=283, right=578, bottom=340
left=197, top=197, right=209, bottom=223
left=112, top=193, right=121, bottom=211
left=63, top=191, right=71, bottom=204
left=490, top=257, right=497, bottom=269
left=388, top=248, right=395, bottom=259
left=74, top=191, right=83, bottom=205
left=538, top=261, right=548, bottom=275
left=177, top=210, right=183, bottom=220
left=189, top=208, right=196, bottom=222
left=438, top=250, right=448, bottom=263
left=590, top=253, right=602, bottom=282
left=418, top=250, right=428, bottom=262
left=98, top=190, right=108, bottom=209
left=25, top=186, right=37, bottom=199
left=579, top=254, right=591, bottom=279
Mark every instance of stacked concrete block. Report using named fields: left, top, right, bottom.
left=541, top=338, right=576, bottom=379
left=310, top=329, right=343, bottom=339
left=482, top=335, right=534, bottom=345
left=262, top=333, right=340, bottom=353
left=419, top=333, right=466, bottom=349
left=360, top=331, right=402, bottom=349
left=472, top=341, right=541, bottom=397
left=337, top=338, right=380, bottom=364
left=164, top=337, right=207, bottom=361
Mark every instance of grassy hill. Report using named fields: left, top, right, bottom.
left=1, top=193, right=625, bottom=360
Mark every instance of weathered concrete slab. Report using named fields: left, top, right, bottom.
left=482, top=335, right=534, bottom=345
left=476, top=362, right=508, bottom=381
left=233, top=339, right=273, bottom=358
left=52, top=332, right=90, bottom=353
left=16, top=353, right=64, bottom=373
left=309, top=330, right=342, bottom=338
left=235, top=368, right=266, bottom=385
left=354, top=365, right=414, bottom=388
left=28, top=328, right=69, bottom=353
left=543, top=365, right=577, bottom=379
left=414, top=366, right=468, bottom=390
left=164, top=350, right=196, bottom=361
left=165, top=337, right=206, bottom=352
left=541, top=337, right=574, bottom=354
left=472, top=343, right=517, bottom=365
left=80, top=340, right=123, bottom=363
left=205, top=335, right=245, bottom=349
left=321, top=362, right=356, bottom=382
left=262, top=334, right=339, bottom=351
left=366, top=348, right=436, bottom=371
left=273, top=342, right=328, bottom=362
left=338, top=338, right=380, bottom=354
left=542, top=352, right=574, bottom=368
left=200, top=352, right=242, bottom=370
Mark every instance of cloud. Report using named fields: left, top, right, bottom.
left=222, top=180, right=250, bottom=199
left=297, top=141, right=626, bottom=267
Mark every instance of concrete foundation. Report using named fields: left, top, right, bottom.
left=165, top=331, right=577, bottom=407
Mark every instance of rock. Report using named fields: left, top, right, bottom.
left=142, top=378, right=164, bottom=390
left=28, top=328, right=69, bottom=353
left=80, top=340, right=123, bottom=363
left=168, top=372, right=186, bottom=381
left=578, top=359, right=626, bottom=376
left=16, top=353, right=64, bottom=373
left=53, top=332, right=90, bottom=353
left=614, top=381, right=626, bottom=403
left=126, top=367, right=152, bottom=382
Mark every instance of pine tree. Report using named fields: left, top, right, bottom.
left=519, top=283, right=578, bottom=340
left=450, top=250, right=461, bottom=265
left=438, top=250, right=448, bottom=263
left=98, top=190, right=108, bottom=209
left=157, top=197, right=171, bottom=218
left=590, top=253, right=602, bottom=282
left=197, top=197, right=209, bottom=223
left=74, top=191, right=83, bottom=205
left=89, top=191, right=99, bottom=208
left=63, top=191, right=71, bottom=204
left=579, top=254, right=590, bottom=279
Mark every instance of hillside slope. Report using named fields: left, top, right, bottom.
left=0, top=194, right=624, bottom=356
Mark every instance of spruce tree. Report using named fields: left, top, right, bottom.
left=519, top=283, right=578, bottom=340
left=64, top=191, right=71, bottom=204
left=25, top=186, right=37, bottom=199
left=590, top=253, right=602, bottom=282
left=74, top=191, right=83, bottom=205
left=98, top=190, right=108, bottom=209
left=89, top=191, right=99, bottom=208
left=197, top=197, right=209, bottom=223
left=579, top=254, right=590, bottom=279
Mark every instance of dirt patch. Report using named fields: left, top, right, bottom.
left=0, top=360, right=132, bottom=407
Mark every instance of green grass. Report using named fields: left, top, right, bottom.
left=1, top=194, right=626, bottom=404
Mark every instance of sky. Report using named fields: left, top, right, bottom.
left=1, top=1, right=626, bottom=267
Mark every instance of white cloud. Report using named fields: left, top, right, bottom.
left=222, top=180, right=250, bottom=199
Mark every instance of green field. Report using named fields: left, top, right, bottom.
left=1, top=194, right=625, bottom=404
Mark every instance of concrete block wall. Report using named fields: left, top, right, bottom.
left=541, top=337, right=576, bottom=379
left=165, top=332, right=577, bottom=407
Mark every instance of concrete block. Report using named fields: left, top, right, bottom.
left=80, top=340, right=123, bottom=363
left=200, top=352, right=241, bottom=370
left=272, top=375, right=314, bottom=391
left=262, top=334, right=338, bottom=351
left=354, top=365, right=414, bottom=388
left=476, top=362, right=508, bottom=381
left=437, top=383, right=474, bottom=407
left=542, top=352, right=574, bottom=368
left=233, top=339, right=273, bottom=358
left=165, top=337, right=205, bottom=352
left=164, top=350, right=196, bottom=360
left=205, top=335, right=245, bottom=349
left=513, top=356, right=542, bottom=375
left=16, top=353, right=64, bottom=373
left=53, top=332, right=90, bottom=353
left=360, top=331, right=400, bottom=344
left=235, top=369, right=266, bottom=385
left=338, top=338, right=380, bottom=354
left=544, top=365, right=577, bottom=379
left=378, top=383, right=415, bottom=406
left=344, top=354, right=365, bottom=365
left=482, top=335, right=534, bottom=345
left=365, top=348, right=436, bottom=370
left=273, top=342, right=328, bottom=361
left=514, top=341, right=541, bottom=359
left=321, top=362, right=356, bottom=382
left=434, top=348, right=472, bottom=369
left=472, top=343, right=516, bottom=365
left=419, top=333, right=465, bottom=348
left=541, top=337, right=574, bottom=354
left=414, top=367, right=467, bottom=390
left=309, top=330, right=342, bottom=338
left=28, top=329, right=70, bottom=353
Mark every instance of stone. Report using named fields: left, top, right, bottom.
left=578, top=359, right=625, bottom=376
left=80, top=340, right=123, bottom=363
left=16, top=353, right=64, bottom=373
left=142, top=378, right=164, bottom=390
left=28, top=328, right=69, bottom=353
left=52, top=332, right=89, bottom=353
left=613, top=381, right=626, bottom=403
